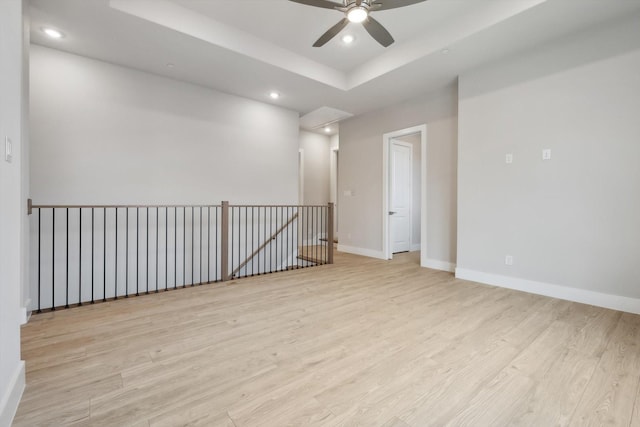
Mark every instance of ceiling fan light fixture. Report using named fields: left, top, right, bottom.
left=347, top=7, right=368, bottom=23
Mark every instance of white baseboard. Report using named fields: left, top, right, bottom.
left=455, top=268, right=640, bottom=315
left=0, top=361, right=25, bottom=427
left=410, top=243, right=421, bottom=252
left=337, top=244, right=386, bottom=260
left=423, top=259, right=456, bottom=273
left=20, top=298, right=31, bottom=325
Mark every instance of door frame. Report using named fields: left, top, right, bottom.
left=382, top=124, right=427, bottom=263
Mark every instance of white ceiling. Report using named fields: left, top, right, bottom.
left=30, top=0, right=640, bottom=124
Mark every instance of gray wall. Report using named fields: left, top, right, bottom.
left=0, top=0, right=27, bottom=424
left=299, top=130, right=330, bottom=205
left=338, top=83, right=458, bottom=263
left=457, top=19, right=640, bottom=300
left=30, top=45, right=300, bottom=206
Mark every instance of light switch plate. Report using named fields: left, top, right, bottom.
left=542, top=149, right=551, bottom=160
left=5, top=137, right=13, bottom=163
left=505, top=154, right=513, bottom=164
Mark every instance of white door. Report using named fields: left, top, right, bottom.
left=390, top=141, right=412, bottom=253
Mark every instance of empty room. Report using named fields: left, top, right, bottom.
left=2, top=0, right=640, bottom=426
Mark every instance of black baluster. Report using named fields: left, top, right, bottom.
left=237, top=207, right=240, bottom=278
left=126, top=207, right=129, bottom=298
left=275, top=207, right=279, bottom=272
left=146, top=207, right=149, bottom=294
left=65, top=208, right=69, bottom=308
left=164, top=206, right=169, bottom=291
left=136, top=207, right=139, bottom=296
left=156, top=207, right=159, bottom=293
left=215, top=207, right=220, bottom=282
left=52, top=209, right=55, bottom=310
left=37, top=209, right=41, bottom=313
left=115, top=208, right=118, bottom=300
left=79, top=208, right=83, bottom=305
left=199, top=206, right=203, bottom=285
left=191, top=206, right=194, bottom=286
left=174, top=207, right=177, bottom=289
left=103, top=207, right=107, bottom=302
left=207, top=206, right=210, bottom=283
left=183, top=206, right=186, bottom=288
left=251, top=207, right=255, bottom=276
left=91, top=208, right=95, bottom=304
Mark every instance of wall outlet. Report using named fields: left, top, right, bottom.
left=505, top=255, right=513, bottom=266
left=5, top=137, right=13, bottom=163
left=505, top=153, right=513, bottom=164
left=542, top=149, right=551, bottom=160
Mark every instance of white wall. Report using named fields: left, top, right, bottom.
left=298, top=130, right=330, bottom=205
left=30, top=45, right=300, bottom=206
left=0, top=0, right=27, bottom=424
left=20, top=0, right=31, bottom=319
left=457, top=16, right=640, bottom=311
left=338, top=84, right=458, bottom=264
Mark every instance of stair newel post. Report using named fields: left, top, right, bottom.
left=221, top=201, right=230, bottom=281
left=327, top=202, right=334, bottom=265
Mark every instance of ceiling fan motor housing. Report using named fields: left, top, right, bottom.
left=290, top=0, right=427, bottom=47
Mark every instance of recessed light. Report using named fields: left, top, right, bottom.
left=269, top=91, right=280, bottom=100
left=42, top=27, right=63, bottom=39
left=441, top=48, right=450, bottom=55
left=341, top=34, right=355, bottom=44
left=324, top=127, right=332, bottom=133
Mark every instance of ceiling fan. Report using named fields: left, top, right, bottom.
left=289, top=0, right=428, bottom=48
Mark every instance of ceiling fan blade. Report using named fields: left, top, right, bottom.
left=371, top=0, right=428, bottom=11
left=313, top=18, right=349, bottom=47
left=362, top=16, right=394, bottom=47
left=288, top=0, right=341, bottom=10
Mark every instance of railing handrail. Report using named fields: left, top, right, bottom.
left=29, top=203, right=328, bottom=210
left=30, top=204, right=223, bottom=210
left=28, top=200, right=334, bottom=312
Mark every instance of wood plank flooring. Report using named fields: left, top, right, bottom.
left=13, top=251, right=640, bottom=426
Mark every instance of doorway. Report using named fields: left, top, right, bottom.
left=298, top=149, right=304, bottom=204
left=330, top=149, right=339, bottom=242
left=382, top=125, right=427, bottom=264
left=389, top=140, right=412, bottom=253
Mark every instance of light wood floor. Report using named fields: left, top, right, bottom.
left=14, top=251, right=640, bottom=426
